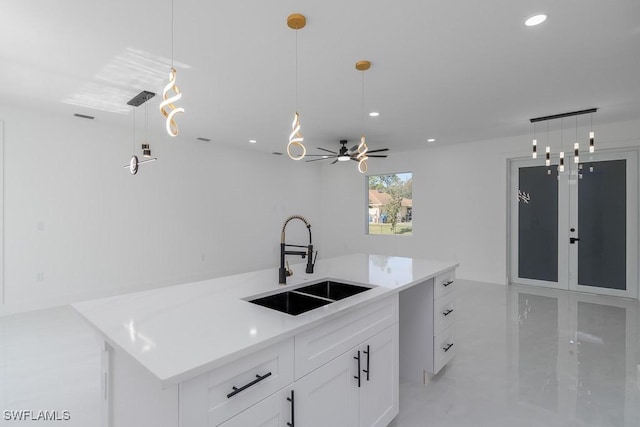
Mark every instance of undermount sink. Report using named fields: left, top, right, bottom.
left=247, top=281, right=372, bottom=316
left=295, top=281, right=370, bottom=301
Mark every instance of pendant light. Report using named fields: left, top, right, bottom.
left=355, top=60, right=371, bottom=173
left=286, top=13, right=306, bottom=160
left=532, top=122, right=537, bottom=159
left=124, top=91, right=157, bottom=175
left=589, top=113, right=595, bottom=153
left=559, top=118, right=565, bottom=173
left=529, top=108, right=597, bottom=173
left=573, top=116, right=579, bottom=164
left=159, top=0, right=184, bottom=137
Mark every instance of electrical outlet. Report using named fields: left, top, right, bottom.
left=36, top=272, right=44, bottom=282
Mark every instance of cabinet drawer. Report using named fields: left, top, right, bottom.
left=433, top=324, right=455, bottom=374
left=179, top=338, right=294, bottom=427
left=434, top=270, right=456, bottom=300
left=433, top=290, right=455, bottom=336
left=295, top=295, right=398, bottom=379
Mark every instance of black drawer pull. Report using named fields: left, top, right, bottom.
left=442, top=309, right=454, bottom=316
left=363, top=345, right=370, bottom=381
left=286, top=390, right=295, bottom=427
left=442, top=343, right=454, bottom=352
left=442, top=280, right=454, bottom=287
left=226, top=372, right=272, bottom=398
left=354, top=350, right=361, bottom=388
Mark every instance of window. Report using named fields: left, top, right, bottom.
left=368, top=173, right=412, bottom=235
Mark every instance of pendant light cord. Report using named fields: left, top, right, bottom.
left=171, top=0, right=174, bottom=68
left=295, top=29, right=298, bottom=111
left=361, top=71, right=365, bottom=133
left=132, top=108, right=136, bottom=154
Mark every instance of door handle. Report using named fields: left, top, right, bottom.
left=570, top=237, right=580, bottom=244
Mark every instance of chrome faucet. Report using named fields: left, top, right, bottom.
left=279, top=215, right=316, bottom=284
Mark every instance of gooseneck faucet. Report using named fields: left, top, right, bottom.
left=279, top=215, right=316, bottom=284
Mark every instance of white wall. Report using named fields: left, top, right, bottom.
left=0, top=106, right=322, bottom=314
left=319, top=119, right=640, bottom=285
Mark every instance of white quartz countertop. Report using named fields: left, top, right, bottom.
left=73, top=253, right=457, bottom=388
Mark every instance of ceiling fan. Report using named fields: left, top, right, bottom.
left=305, top=139, right=389, bottom=164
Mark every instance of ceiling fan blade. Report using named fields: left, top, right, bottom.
left=368, top=155, right=388, bottom=158
left=317, top=147, right=338, bottom=154
left=349, top=145, right=358, bottom=153
left=306, top=157, right=332, bottom=162
left=331, top=159, right=339, bottom=165
left=366, top=148, right=389, bottom=154
left=305, top=154, right=335, bottom=157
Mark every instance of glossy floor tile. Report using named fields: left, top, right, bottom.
left=390, top=280, right=640, bottom=427
left=1, top=280, right=638, bottom=426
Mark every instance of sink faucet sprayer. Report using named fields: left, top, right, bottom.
left=279, top=215, right=317, bottom=284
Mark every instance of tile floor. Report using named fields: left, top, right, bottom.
left=1, top=280, right=639, bottom=426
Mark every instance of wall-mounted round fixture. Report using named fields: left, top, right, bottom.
left=369, top=112, right=380, bottom=117
left=525, top=14, right=547, bottom=26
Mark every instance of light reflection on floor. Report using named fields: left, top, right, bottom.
left=0, top=280, right=638, bottom=426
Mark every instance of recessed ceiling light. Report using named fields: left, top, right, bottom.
left=525, top=14, right=547, bottom=26
left=369, top=112, right=380, bottom=117
left=427, top=138, right=436, bottom=143
left=249, top=139, right=257, bottom=144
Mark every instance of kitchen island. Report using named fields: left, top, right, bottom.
left=73, top=253, right=458, bottom=427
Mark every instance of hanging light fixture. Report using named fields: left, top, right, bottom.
left=356, top=60, right=371, bottom=173
left=559, top=118, right=565, bottom=172
left=286, top=13, right=306, bottom=160
left=573, top=116, right=579, bottom=164
left=529, top=108, right=598, bottom=172
left=124, top=91, right=158, bottom=175
left=159, top=0, right=184, bottom=137
left=532, top=122, right=537, bottom=159
left=589, top=112, right=595, bottom=153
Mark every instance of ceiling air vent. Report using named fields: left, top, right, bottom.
left=74, top=113, right=95, bottom=120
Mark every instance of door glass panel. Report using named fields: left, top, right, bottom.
left=518, top=166, right=558, bottom=282
left=578, top=160, right=626, bottom=290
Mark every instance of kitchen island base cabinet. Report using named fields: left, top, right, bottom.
left=398, top=269, right=456, bottom=383
left=219, top=323, right=398, bottom=427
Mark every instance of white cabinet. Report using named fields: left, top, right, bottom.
left=217, top=388, right=293, bottom=427
left=294, top=346, right=359, bottom=427
left=399, top=269, right=457, bottom=382
left=358, top=324, right=399, bottom=427
left=180, top=338, right=294, bottom=427
left=295, top=324, right=398, bottom=427
left=220, top=323, right=399, bottom=427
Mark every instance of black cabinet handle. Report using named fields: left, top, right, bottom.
left=443, top=309, right=454, bottom=317
left=354, top=350, right=361, bottom=388
left=226, top=372, right=272, bottom=398
left=570, top=237, right=580, bottom=244
left=442, top=343, right=454, bottom=352
left=286, top=390, right=295, bottom=427
left=362, top=345, right=370, bottom=381
left=442, top=280, right=454, bottom=287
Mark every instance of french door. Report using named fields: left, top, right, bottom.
left=509, top=149, right=639, bottom=299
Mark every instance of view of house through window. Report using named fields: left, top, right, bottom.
left=368, top=172, right=412, bottom=235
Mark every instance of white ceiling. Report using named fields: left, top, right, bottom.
left=1, top=0, right=639, bottom=156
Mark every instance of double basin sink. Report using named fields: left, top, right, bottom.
left=247, top=281, right=372, bottom=316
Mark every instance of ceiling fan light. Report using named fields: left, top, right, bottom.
left=338, top=156, right=351, bottom=162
